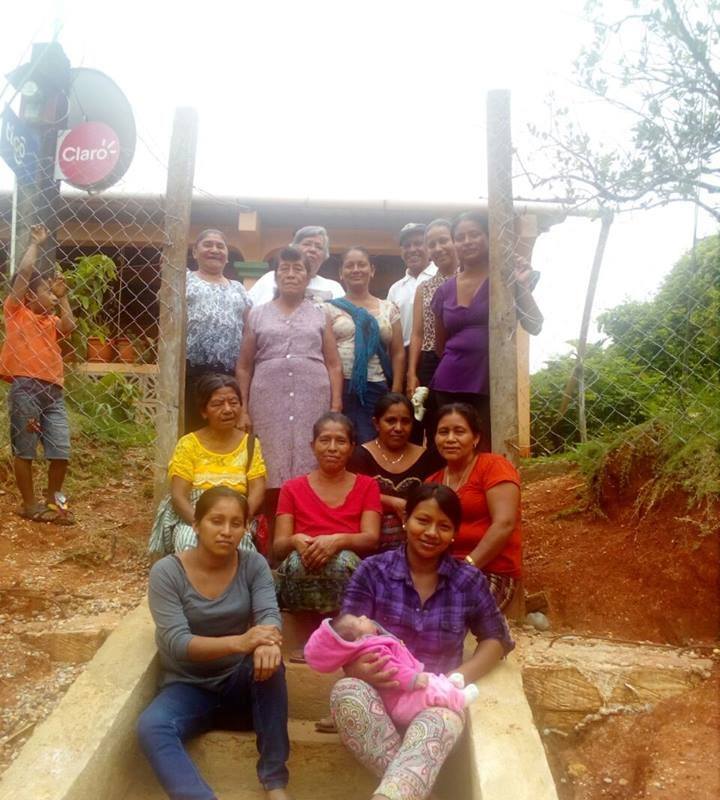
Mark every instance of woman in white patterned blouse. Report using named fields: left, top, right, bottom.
left=185, top=229, right=252, bottom=432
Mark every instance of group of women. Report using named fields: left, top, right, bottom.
left=141, top=217, right=539, bottom=800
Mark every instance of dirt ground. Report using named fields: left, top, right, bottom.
left=0, top=449, right=153, bottom=772
left=548, top=668, right=720, bottom=800
left=522, top=466, right=719, bottom=799
left=522, top=469, right=719, bottom=645
left=0, top=456, right=718, bottom=797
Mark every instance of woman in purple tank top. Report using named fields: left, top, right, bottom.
left=430, top=211, right=543, bottom=447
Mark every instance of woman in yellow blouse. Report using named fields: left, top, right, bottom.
left=148, top=374, right=266, bottom=553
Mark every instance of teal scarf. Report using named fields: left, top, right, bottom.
left=330, top=298, right=392, bottom=405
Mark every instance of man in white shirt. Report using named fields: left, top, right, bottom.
left=248, top=225, right=344, bottom=305
left=387, top=223, right=438, bottom=346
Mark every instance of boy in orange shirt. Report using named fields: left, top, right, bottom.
left=0, top=224, right=77, bottom=523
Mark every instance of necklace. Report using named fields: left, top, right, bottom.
left=443, top=456, right=476, bottom=491
left=374, top=439, right=406, bottom=466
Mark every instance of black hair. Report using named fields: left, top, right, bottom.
left=435, top=402, right=484, bottom=448
left=425, top=218, right=453, bottom=236
left=195, top=373, right=243, bottom=414
left=10, top=269, right=47, bottom=294
left=194, top=229, right=227, bottom=247
left=330, top=613, right=359, bottom=642
left=312, top=411, right=356, bottom=445
left=405, top=482, right=462, bottom=531
left=194, top=486, right=248, bottom=524
left=274, top=246, right=308, bottom=271
left=450, top=211, right=489, bottom=239
left=373, top=392, right=413, bottom=420
left=340, top=246, right=373, bottom=266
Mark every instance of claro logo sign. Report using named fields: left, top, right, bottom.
left=55, top=121, right=120, bottom=189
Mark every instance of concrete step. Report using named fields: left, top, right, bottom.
left=0, top=603, right=559, bottom=800
left=122, top=719, right=378, bottom=800
left=285, top=660, right=340, bottom=720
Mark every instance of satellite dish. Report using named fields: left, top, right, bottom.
left=63, top=67, right=136, bottom=191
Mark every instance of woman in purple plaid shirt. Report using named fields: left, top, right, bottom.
left=329, top=483, right=514, bottom=800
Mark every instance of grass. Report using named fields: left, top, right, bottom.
left=572, top=386, right=720, bottom=522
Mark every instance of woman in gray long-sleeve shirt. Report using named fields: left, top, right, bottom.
left=137, top=486, right=292, bottom=800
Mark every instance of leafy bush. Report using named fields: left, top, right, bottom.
left=531, top=233, right=720, bottom=507
left=64, top=372, right=154, bottom=446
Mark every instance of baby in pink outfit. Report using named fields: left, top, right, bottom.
left=304, top=613, right=480, bottom=726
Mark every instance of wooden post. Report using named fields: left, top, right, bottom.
left=154, top=107, right=198, bottom=503
left=577, top=211, right=613, bottom=442
left=486, top=90, right=519, bottom=463
left=515, top=215, right=538, bottom=458
left=516, top=327, right=530, bottom=457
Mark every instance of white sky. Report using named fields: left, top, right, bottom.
left=1, top=0, right=716, bottom=371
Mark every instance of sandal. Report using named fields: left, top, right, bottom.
left=19, top=503, right=76, bottom=526
left=314, top=715, right=337, bottom=734
left=288, top=649, right=306, bottom=664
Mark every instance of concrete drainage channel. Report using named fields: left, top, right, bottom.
left=0, top=604, right=711, bottom=800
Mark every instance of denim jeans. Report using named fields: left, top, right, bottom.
left=342, top=379, right=389, bottom=444
left=9, top=377, right=70, bottom=460
left=137, top=660, right=289, bottom=800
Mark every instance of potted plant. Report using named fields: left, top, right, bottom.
left=86, top=333, right=114, bottom=363
left=113, top=335, right=136, bottom=364
left=61, top=254, right=118, bottom=363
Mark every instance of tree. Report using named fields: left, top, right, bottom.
left=523, top=0, right=720, bottom=220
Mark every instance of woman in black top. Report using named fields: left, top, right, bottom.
left=347, top=393, right=442, bottom=550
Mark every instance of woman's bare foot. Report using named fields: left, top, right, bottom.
left=266, top=788, right=292, bottom=800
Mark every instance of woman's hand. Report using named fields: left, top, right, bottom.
left=301, top=534, right=340, bottom=571
left=237, top=409, right=253, bottom=433
left=235, top=625, right=282, bottom=654
left=388, top=496, right=406, bottom=519
left=253, top=643, right=282, bottom=681
left=292, top=533, right=313, bottom=557
left=513, top=256, right=534, bottom=290
left=406, top=372, right=419, bottom=399
left=344, top=652, right=399, bottom=689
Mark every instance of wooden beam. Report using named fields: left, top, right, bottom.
left=517, top=327, right=531, bottom=458
left=515, top=216, right=538, bottom=459
left=154, top=108, right=198, bottom=503
left=487, top=90, right=519, bottom=463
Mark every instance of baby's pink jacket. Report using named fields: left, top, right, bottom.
left=304, top=619, right=465, bottom=726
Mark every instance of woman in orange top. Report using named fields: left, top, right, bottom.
left=426, top=403, right=521, bottom=610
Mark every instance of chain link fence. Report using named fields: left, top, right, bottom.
left=527, top=215, right=719, bottom=507
left=0, top=129, right=186, bottom=497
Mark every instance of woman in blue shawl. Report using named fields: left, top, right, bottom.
left=325, top=247, right=405, bottom=443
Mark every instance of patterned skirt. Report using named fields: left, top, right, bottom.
left=275, top=549, right=361, bottom=613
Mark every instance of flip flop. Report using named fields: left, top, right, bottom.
left=314, top=716, right=337, bottom=734
left=18, top=503, right=47, bottom=520
left=19, top=503, right=76, bottom=526
left=288, top=649, right=306, bottom=664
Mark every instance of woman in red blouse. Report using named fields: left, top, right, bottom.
left=274, top=412, right=382, bottom=614
left=427, top=403, right=521, bottom=610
